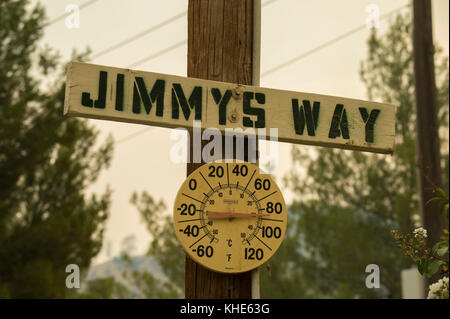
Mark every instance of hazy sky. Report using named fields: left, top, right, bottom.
left=39, top=0, right=449, bottom=264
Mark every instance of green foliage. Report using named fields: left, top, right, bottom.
left=0, top=0, right=113, bottom=298
left=130, top=192, right=185, bottom=297
left=426, top=188, right=449, bottom=218
left=259, top=211, right=305, bottom=298
left=79, top=253, right=182, bottom=299
left=77, top=277, right=130, bottom=299
left=392, top=188, right=449, bottom=281
left=272, top=12, right=449, bottom=298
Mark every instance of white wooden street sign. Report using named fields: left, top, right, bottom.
left=64, top=61, right=396, bottom=154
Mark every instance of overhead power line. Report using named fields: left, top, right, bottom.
left=261, top=3, right=411, bottom=77
left=117, top=1, right=280, bottom=144
left=262, top=0, right=277, bottom=7
left=44, top=0, right=100, bottom=27
left=114, top=2, right=409, bottom=147
left=92, top=10, right=187, bottom=60
left=93, top=0, right=277, bottom=62
left=126, top=0, right=278, bottom=69
left=116, top=127, right=153, bottom=145
left=127, top=40, right=186, bottom=68
left=122, top=0, right=416, bottom=146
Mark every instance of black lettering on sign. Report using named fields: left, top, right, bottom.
left=245, top=247, right=263, bottom=260
left=115, top=73, right=124, bottom=111
left=81, top=70, right=107, bottom=109
left=359, top=107, right=380, bottom=143
left=243, top=92, right=266, bottom=128
left=328, top=104, right=350, bottom=139
left=132, top=77, right=165, bottom=116
left=211, top=88, right=232, bottom=125
left=292, top=99, right=320, bottom=136
left=171, top=84, right=202, bottom=121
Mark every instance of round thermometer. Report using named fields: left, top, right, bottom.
left=173, top=160, right=287, bottom=273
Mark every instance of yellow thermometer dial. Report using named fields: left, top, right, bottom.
left=173, top=160, right=287, bottom=273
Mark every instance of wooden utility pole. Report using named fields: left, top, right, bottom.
left=412, top=0, right=446, bottom=285
left=186, top=0, right=257, bottom=298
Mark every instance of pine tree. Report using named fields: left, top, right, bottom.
left=0, top=0, right=113, bottom=298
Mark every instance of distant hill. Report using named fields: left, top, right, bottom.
left=82, top=254, right=167, bottom=295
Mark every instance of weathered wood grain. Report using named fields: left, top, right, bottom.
left=186, top=0, right=254, bottom=299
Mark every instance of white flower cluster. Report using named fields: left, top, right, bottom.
left=427, top=277, right=449, bottom=299
left=413, top=227, right=428, bottom=239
